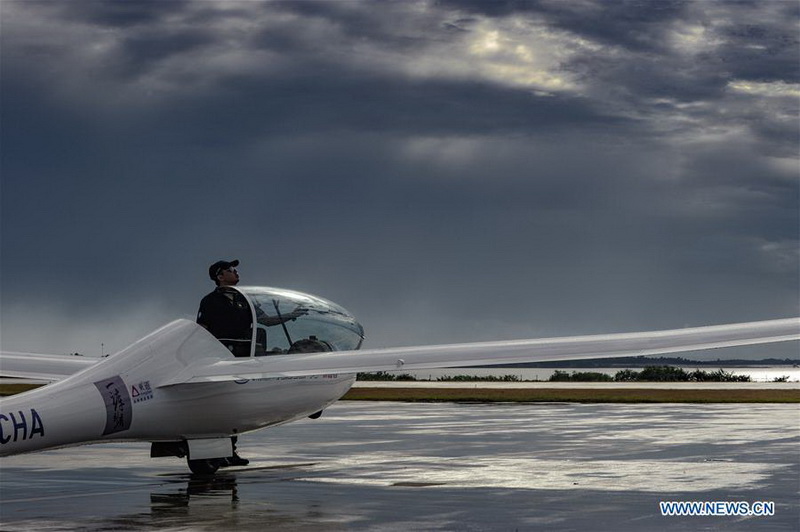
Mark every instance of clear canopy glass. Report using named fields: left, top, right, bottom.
left=233, top=286, right=364, bottom=356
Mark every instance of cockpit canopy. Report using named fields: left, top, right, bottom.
left=232, top=286, right=364, bottom=356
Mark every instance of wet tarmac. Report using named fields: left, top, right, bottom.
left=1, top=402, right=798, bottom=531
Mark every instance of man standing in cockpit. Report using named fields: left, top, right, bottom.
left=196, top=258, right=250, bottom=467
left=197, top=259, right=252, bottom=358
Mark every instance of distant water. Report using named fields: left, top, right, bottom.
left=395, top=367, right=800, bottom=383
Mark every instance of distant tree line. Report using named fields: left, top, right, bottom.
left=357, top=366, right=771, bottom=382
left=549, top=366, right=751, bottom=382
left=356, top=372, right=523, bottom=382
left=497, top=356, right=798, bottom=368
left=357, top=371, right=417, bottom=381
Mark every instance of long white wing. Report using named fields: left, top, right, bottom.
left=0, top=352, right=100, bottom=382
left=161, top=318, right=800, bottom=385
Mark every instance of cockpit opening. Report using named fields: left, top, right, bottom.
left=229, top=286, right=364, bottom=357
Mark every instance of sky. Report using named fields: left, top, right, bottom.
left=1, top=0, right=798, bottom=360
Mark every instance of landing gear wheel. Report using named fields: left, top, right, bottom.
left=188, top=458, right=221, bottom=475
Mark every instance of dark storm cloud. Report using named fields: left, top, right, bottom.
left=55, top=0, right=193, bottom=27
left=716, top=3, right=800, bottom=83
left=113, top=30, right=217, bottom=79
left=271, top=0, right=437, bottom=50
left=1, top=0, right=797, bottom=357
left=167, top=78, right=625, bottom=143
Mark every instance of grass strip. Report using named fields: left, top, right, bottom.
left=343, top=387, right=800, bottom=403
left=0, top=383, right=41, bottom=396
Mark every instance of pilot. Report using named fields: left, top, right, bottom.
left=197, top=258, right=251, bottom=468
left=197, top=259, right=252, bottom=358
left=198, top=261, right=308, bottom=356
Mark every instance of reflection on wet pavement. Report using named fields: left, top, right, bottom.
left=1, top=403, right=798, bottom=530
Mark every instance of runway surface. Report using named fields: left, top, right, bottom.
left=1, top=402, right=798, bottom=530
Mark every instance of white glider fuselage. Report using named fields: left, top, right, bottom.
left=0, top=319, right=355, bottom=456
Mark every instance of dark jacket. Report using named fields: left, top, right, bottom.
left=197, top=288, right=252, bottom=355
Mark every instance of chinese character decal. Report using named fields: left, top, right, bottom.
left=94, top=376, right=132, bottom=435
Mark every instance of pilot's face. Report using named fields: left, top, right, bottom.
left=217, top=267, right=240, bottom=286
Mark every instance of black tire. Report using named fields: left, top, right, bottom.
left=188, top=458, right=221, bottom=475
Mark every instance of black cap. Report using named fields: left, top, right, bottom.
left=209, top=259, right=240, bottom=281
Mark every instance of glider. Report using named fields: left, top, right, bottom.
left=1, top=286, right=797, bottom=474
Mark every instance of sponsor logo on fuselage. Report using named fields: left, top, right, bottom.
left=0, top=409, right=45, bottom=444
left=131, top=380, right=153, bottom=403
left=94, top=376, right=132, bottom=435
